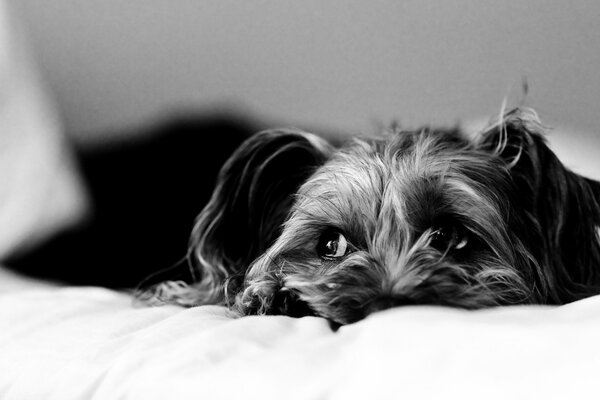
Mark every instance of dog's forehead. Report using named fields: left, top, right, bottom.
left=305, top=129, right=473, bottom=192
left=294, top=130, right=490, bottom=230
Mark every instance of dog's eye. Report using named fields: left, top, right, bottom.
left=317, top=230, right=349, bottom=259
left=430, top=225, right=468, bottom=251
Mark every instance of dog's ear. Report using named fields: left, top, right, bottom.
left=161, top=129, right=332, bottom=306
left=476, top=108, right=600, bottom=302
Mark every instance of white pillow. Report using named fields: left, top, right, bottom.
left=0, top=2, right=88, bottom=258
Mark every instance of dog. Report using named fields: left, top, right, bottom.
left=140, top=108, right=600, bottom=325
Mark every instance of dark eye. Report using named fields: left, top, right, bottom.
left=430, top=224, right=468, bottom=252
left=316, top=230, right=349, bottom=259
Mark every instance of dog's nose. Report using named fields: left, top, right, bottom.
left=370, top=296, right=415, bottom=312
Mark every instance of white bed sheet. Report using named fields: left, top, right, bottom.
left=0, top=266, right=598, bottom=400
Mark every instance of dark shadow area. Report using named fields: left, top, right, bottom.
left=5, top=114, right=257, bottom=288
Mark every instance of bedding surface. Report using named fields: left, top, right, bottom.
left=0, top=266, right=598, bottom=400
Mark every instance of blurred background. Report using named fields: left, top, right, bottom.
left=10, top=1, right=600, bottom=166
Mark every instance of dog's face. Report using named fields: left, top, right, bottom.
left=238, top=129, right=537, bottom=324
left=144, top=108, right=600, bottom=325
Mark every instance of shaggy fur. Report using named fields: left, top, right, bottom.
left=139, top=108, right=600, bottom=325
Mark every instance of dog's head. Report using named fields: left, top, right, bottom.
left=151, top=108, right=600, bottom=325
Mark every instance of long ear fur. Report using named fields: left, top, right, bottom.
left=477, top=108, right=600, bottom=303
left=139, top=129, right=333, bottom=306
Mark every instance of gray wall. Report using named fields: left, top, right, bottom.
left=11, top=0, right=600, bottom=176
